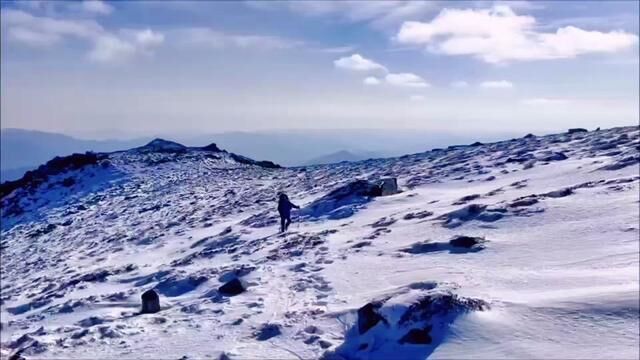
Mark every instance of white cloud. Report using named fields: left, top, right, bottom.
left=334, top=53, right=388, bottom=72
left=82, top=0, right=113, bottom=15
left=450, top=80, right=469, bottom=88
left=521, top=97, right=569, bottom=105
left=175, top=27, right=301, bottom=50
left=395, top=5, right=638, bottom=63
left=385, top=72, right=430, bottom=87
left=88, top=35, right=136, bottom=63
left=1, top=9, right=163, bottom=63
left=132, top=29, right=164, bottom=48
left=363, top=76, right=381, bottom=85
left=409, top=94, right=426, bottom=101
left=90, top=29, right=164, bottom=62
left=480, top=80, right=514, bottom=88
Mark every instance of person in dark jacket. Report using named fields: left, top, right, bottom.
left=278, top=193, right=299, bottom=232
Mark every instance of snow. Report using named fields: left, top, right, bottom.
left=1, top=126, right=638, bottom=359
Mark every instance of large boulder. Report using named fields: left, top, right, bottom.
left=448, top=235, right=485, bottom=249
left=141, top=289, right=160, bottom=314
left=254, top=323, right=282, bottom=341
left=538, top=152, right=568, bottom=161
left=218, top=278, right=245, bottom=296
left=379, top=178, right=399, bottom=196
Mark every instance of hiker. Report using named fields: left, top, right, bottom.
left=277, top=193, right=300, bottom=232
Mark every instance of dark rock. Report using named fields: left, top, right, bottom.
left=509, top=197, right=538, bottom=207
left=228, top=153, right=280, bottom=169
left=351, top=241, right=372, bottom=249
left=304, top=335, right=320, bottom=344
left=543, top=188, right=573, bottom=198
left=505, top=153, right=534, bottom=163
left=398, top=291, right=487, bottom=326
left=379, top=177, right=399, bottom=196
left=523, top=133, right=536, bottom=139
left=400, top=241, right=440, bottom=254
left=568, top=128, right=588, bottom=134
left=403, top=210, right=433, bottom=220
left=200, top=143, right=222, bottom=152
left=470, top=141, right=483, bottom=147
left=449, top=235, right=484, bottom=248
left=453, top=194, right=481, bottom=205
left=523, top=160, right=536, bottom=169
left=254, top=323, right=282, bottom=341
left=538, top=152, right=567, bottom=161
left=371, top=217, right=396, bottom=228
left=141, top=289, right=160, bottom=314
left=357, top=303, right=385, bottom=334
left=218, top=278, right=245, bottom=296
left=61, top=177, right=75, bottom=187
left=399, top=326, right=433, bottom=345
left=78, top=316, right=106, bottom=327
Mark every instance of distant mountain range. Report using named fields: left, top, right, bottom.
left=1, top=128, right=522, bottom=182
left=304, top=150, right=381, bottom=166
left=0, top=129, right=150, bottom=182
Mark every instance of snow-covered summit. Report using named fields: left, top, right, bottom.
left=1, top=126, right=638, bottom=359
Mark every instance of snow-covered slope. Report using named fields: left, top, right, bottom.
left=1, top=128, right=638, bottom=359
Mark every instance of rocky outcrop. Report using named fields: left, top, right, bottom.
left=0, top=152, right=103, bottom=199
left=568, top=128, right=588, bottom=134
left=135, top=139, right=187, bottom=154
left=326, top=284, right=487, bottom=358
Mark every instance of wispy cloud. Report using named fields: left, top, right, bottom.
left=317, top=45, right=356, bottom=54
left=396, top=5, right=638, bottom=63
left=246, top=0, right=437, bottom=29
left=174, top=27, right=302, bottom=50
left=1, top=9, right=163, bottom=63
left=480, top=80, right=514, bottom=88
left=520, top=97, right=569, bottom=105
left=386, top=72, right=430, bottom=88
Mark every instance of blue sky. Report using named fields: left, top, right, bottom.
left=1, top=0, right=638, bottom=138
